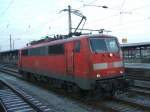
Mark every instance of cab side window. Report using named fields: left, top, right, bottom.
left=74, top=41, right=80, bottom=53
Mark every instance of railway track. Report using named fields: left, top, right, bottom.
left=129, top=85, right=150, bottom=96
left=127, top=75, right=150, bottom=82
left=0, top=65, right=19, bottom=78
left=0, top=79, right=52, bottom=112
left=97, top=98, right=146, bottom=112
left=112, top=95, right=150, bottom=111
left=89, top=89, right=150, bottom=112
left=83, top=94, right=150, bottom=112
left=1, top=64, right=150, bottom=112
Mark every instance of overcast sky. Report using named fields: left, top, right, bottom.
left=0, top=0, right=150, bottom=51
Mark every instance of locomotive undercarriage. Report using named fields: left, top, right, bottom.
left=19, top=69, right=133, bottom=99
left=94, top=76, right=133, bottom=97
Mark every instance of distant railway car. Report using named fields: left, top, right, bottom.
left=18, top=34, right=128, bottom=95
left=0, top=50, right=19, bottom=65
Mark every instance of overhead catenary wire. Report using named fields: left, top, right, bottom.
left=76, top=0, right=98, bottom=10
left=33, top=0, right=93, bottom=30
left=118, top=0, right=126, bottom=24
left=0, top=0, right=98, bottom=37
left=86, top=3, right=150, bottom=26
left=0, top=0, right=15, bottom=18
left=0, top=0, right=15, bottom=32
left=110, top=17, right=150, bottom=31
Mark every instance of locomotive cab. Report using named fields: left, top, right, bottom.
left=89, top=36, right=124, bottom=78
left=88, top=35, right=128, bottom=93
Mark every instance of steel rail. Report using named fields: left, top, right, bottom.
left=129, top=86, right=150, bottom=96
left=112, top=96, right=150, bottom=111
left=0, top=80, right=51, bottom=112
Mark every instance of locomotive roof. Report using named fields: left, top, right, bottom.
left=21, top=34, right=116, bottom=50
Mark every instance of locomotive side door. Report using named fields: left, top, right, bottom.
left=65, top=42, right=74, bottom=75
left=18, top=50, right=22, bottom=68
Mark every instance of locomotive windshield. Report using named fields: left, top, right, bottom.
left=90, top=38, right=119, bottom=53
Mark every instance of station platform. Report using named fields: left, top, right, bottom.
left=125, top=63, right=150, bottom=69
left=125, top=63, right=150, bottom=80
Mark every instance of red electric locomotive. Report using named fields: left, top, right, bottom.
left=18, top=34, right=128, bottom=95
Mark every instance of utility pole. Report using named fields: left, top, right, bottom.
left=9, top=34, right=12, bottom=51
left=68, top=5, right=72, bottom=35
left=13, top=40, right=14, bottom=50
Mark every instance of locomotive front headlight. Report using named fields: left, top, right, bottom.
left=120, top=70, right=124, bottom=74
left=96, top=74, right=101, bottom=78
left=109, top=53, right=113, bottom=57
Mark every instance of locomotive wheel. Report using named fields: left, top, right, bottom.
left=72, top=85, right=80, bottom=94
